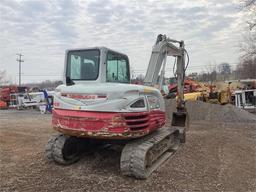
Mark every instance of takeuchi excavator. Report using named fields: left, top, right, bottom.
left=46, top=34, right=189, bottom=179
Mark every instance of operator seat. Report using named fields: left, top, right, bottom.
left=81, top=63, right=96, bottom=79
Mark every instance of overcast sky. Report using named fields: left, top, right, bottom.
left=0, top=0, right=250, bottom=84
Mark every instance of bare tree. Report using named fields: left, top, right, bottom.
left=240, top=32, right=256, bottom=59
left=217, top=63, right=232, bottom=81
left=236, top=57, right=256, bottom=79
left=218, top=63, right=231, bottom=74
left=241, top=0, right=256, bottom=30
left=24, top=80, right=63, bottom=90
left=237, top=1, right=256, bottom=80
left=205, top=63, right=217, bottom=83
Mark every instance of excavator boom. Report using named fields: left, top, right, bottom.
left=144, top=34, right=187, bottom=110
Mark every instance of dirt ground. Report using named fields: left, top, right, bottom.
left=0, top=106, right=256, bottom=192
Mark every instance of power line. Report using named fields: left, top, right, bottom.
left=18, top=74, right=62, bottom=76
left=132, top=64, right=239, bottom=72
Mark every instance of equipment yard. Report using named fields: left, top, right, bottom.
left=1, top=0, right=256, bottom=191
left=1, top=101, right=256, bottom=192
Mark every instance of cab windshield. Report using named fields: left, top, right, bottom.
left=66, top=49, right=100, bottom=80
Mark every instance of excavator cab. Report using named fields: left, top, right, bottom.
left=65, top=47, right=130, bottom=85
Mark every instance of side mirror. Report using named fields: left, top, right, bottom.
left=66, top=76, right=75, bottom=86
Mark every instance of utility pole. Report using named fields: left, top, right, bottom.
left=16, top=53, right=24, bottom=86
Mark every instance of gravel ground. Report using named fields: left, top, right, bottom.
left=0, top=102, right=256, bottom=192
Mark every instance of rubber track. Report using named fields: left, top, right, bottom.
left=45, top=134, right=62, bottom=161
left=45, top=134, right=81, bottom=165
left=120, top=127, right=180, bottom=179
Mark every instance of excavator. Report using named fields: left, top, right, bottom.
left=46, top=34, right=189, bottom=179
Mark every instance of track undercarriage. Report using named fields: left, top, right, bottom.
left=120, top=126, right=185, bottom=179
left=46, top=110, right=187, bottom=179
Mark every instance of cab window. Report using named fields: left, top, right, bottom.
left=67, top=49, right=100, bottom=80
left=106, top=52, right=130, bottom=83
